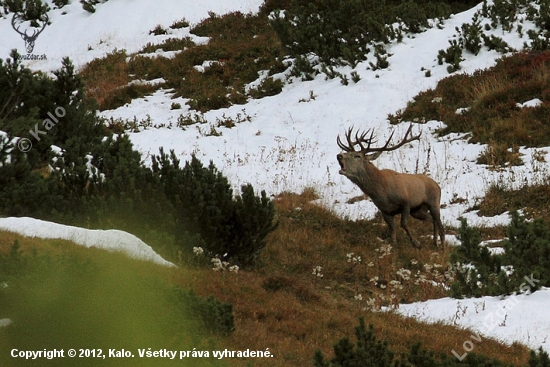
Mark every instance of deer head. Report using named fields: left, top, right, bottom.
left=11, top=13, right=49, bottom=54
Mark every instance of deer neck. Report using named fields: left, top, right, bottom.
left=353, top=162, right=388, bottom=199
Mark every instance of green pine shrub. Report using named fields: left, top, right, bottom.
left=449, top=212, right=550, bottom=298
left=528, top=347, right=550, bottom=367
left=504, top=211, right=550, bottom=290
left=314, top=317, right=520, bottom=367
left=151, top=151, right=277, bottom=267
left=248, top=77, right=284, bottom=99
left=80, top=0, right=108, bottom=13
left=482, top=34, right=512, bottom=53
left=0, top=52, right=276, bottom=267
left=460, top=14, right=483, bottom=55
left=314, top=318, right=395, bottom=367
left=0, top=51, right=103, bottom=219
left=270, top=0, right=452, bottom=76
left=52, top=0, right=68, bottom=8
left=232, top=184, right=278, bottom=265
left=436, top=0, right=550, bottom=72
left=1, top=0, right=49, bottom=23
left=170, top=288, right=235, bottom=335
left=449, top=219, right=512, bottom=298
left=438, top=39, right=464, bottom=73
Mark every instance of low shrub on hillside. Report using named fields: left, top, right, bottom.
left=0, top=0, right=49, bottom=24
left=435, top=0, right=550, bottom=73
left=505, top=211, right=550, bottom=289
left=270, top=0, right=454, bottom=77
left=171, top=288, right=235, bottom=335
left=449, top=219, right=513, bottom=298
left=152, top=150, right=277, bottom=266
left=80, top=0, right=109, bottom=13
left=314, top=317, right=545, bottom=366
left=449, top=212, right=550, bottom=298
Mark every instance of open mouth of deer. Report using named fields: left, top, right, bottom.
left=336, top=154, right=346, bottom=175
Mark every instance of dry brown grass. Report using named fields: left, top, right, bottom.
left=397, top=50, right=550, bottom=166
left=477, top=179, right=550, bottom=222
left=79, top=50, right=131, bottom=108
left=469, top=73, right=511, bottom=106
left=0, top=187, right=531, bottom=366
left=78, top=11, right=285, bottom=112
left=0, top=230, right=69, bottom=257
left=175, top=190, right=530, bottom=366
left=477, top=139, right=523, bottom=167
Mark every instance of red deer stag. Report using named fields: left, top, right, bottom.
left=336, top=124, right=445, bottom=248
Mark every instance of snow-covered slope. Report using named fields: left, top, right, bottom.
left=0, top=0, right=264, bottom=72
left=2, top=1, right=546, bottom=227
left=100, top=3, right=549, bottom=229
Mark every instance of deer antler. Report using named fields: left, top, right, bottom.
left=337, top=127, right=358, bottom=152
left=337, top=124, right=421, bottom=156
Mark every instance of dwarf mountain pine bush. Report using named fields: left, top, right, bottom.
left=80, top=0, right=109, bottom=13
left=170, top=288, right=235, bottom=335
left=152, top=150, right=276, bottom=267
left=314, top=317, right=395, bottom=367
left=504, top=211, right=550, bottom=289
left=0, top=0, right=49, bottom=23
left=314, top=317, right=522, bottom=367
left=450, top=212, right=550, bottom=298
left=449, top=218, right=511, bottom=298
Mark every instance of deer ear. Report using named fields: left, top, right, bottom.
left=366, top=151, right=383, bottom=160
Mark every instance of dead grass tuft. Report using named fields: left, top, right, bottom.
left=80, top=49, right=131, bottom=109
left=478, top=179, right=550, bottom=221
left=396, top=50, right=550, bottom=166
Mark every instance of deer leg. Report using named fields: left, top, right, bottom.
left=413, top=205, right=445, bottom=248
left=439, top=221, right=446, bottom=246
left=381, top=213, right=397, bottom=244
left=421, top=204, right=445, bottom=247
left=430, top=207, right=445, bottom=247
left=400, top=207, right=421, bottom=249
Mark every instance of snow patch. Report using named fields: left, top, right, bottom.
left=0, top=217, right=175, bottom=267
